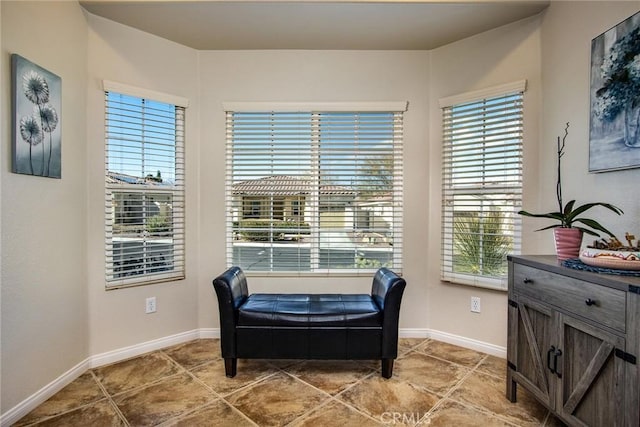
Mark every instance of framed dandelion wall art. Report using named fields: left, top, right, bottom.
left=12, top=54, right=61, bottom=178
left=589, top=10, right=640, bottom=172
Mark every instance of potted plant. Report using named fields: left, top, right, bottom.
left=518, top=123, right=623, bottom=260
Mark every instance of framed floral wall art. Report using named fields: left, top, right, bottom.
left=12, top=54, right=62, bottom=178
left=589, top=10, right=640, bottom=172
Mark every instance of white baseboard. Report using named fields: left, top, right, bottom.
left=89, top=329, right=200, bottom=368
left=398, top=328, right=430, bottom=339
left=423, top=329, right=506, bottom=358
left=0, top=359, right=90, bottom=427
left=0, top=327, right=504, bottom=426
left=1, top=329, right=202, bottom=427
left=197, top=328, right=220, bottom=339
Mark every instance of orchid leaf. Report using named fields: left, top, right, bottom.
left=535, top=224, right=562, bottom=232
left=518, top=210, right=564, bottom=221
left=563, top=200, right=576, bottom=216
left=572, top=226, right=600, bottom=237
left=565, top=202, right=623, bottom=223
left=573, top=218, right=617, bottom=238
left=518, top=123, right=624, bottom=239
left=519, top=202, right=622, bottom=238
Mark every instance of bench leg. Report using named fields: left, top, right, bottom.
left=224, top=358, right=237, bottom=378
left=381, top=358, right=394, bottom=378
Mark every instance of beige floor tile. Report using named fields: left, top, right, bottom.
left=417, top=340, right=486, bottom=368
left=163, top=339, right=221, bottom=369
left=395, top=351, right=469, bottom=394
left=285, top=360, right=376, bottom=395
left=191, top=359, right=275, bottom=395
left=290, top=399, right=381, bottom=427
left=12, top=339, right=553, bottom=427
left=14, top=372, right=106, bottom=426
left=225, top=372, right=329, bottom=427
left=397, top=338, right=428, bottom=355
left=164, top=399, right=255, bottom=427
left=93, top=351, right=181, bottom=395
left=20, top=399, right=126, bottom=427
left=450, top=371, right=548, bottom=427
left=338, top=375, right=439, bottom=423
left=477, top=355, right=507, bottom=379
left=424, top=399, right=514, bottom=427
left=113, top=372, right=215, bottom=426
left=262, top=358, right=305, bottom=370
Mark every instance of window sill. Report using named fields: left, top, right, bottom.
left=106, top=275, right=185, bottom=290
left=243, top=270, right=399, bottom=278
left=441, top=274, right=507, bottom=292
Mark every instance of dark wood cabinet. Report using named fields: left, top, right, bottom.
left=507, top=255, right=640, bottom=426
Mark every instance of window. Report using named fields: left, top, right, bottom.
left=104, top=81, right=187, bottom=288
left=225, top=103, right=406, bottom=274
left=440, top=81, right=525, bottom=290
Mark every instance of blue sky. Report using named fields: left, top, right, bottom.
left=106, top=92, right=177, bottom=184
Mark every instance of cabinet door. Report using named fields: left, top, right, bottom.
left=556, top=314, right=625, bottom=426
left=510, top=295, right=555, bottom=408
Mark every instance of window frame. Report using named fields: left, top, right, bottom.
left=439, top=81, right=526, bottom=291
left=224, top=102, right=406, bottom=276
left=104, top=81, right=188, bottom=289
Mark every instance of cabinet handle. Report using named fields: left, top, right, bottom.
left=553, top=349, right=563, bottom=378
left=585, top=298, right=597, bottom=306
left=547, top=346, right=556, bottom=374
left=523, top=278, right=533, bottom=284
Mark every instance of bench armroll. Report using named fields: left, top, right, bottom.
left=212, top=266, right=249, bottom=358
left=371, top=268, right=407, bottom=359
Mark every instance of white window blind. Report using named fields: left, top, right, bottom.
left=441, top=86, right=523, bottom=290
left=225, top=108, right=404, bottom=274
left=105, top=91, right=185, bottom=288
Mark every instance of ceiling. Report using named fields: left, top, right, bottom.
left=80, top=0, right=550, bottom=50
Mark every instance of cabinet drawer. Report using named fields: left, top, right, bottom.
left=513, top=263, right=626, bottom=332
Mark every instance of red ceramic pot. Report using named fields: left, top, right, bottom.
left=554, top=227, right=583, bottom=261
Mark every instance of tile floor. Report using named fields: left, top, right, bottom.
left=14, top=338, right=565, bottom=426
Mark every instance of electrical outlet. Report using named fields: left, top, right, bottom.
left=146, top=297, right=157, bottom=314
left=471, top=296, right=481, bottom=313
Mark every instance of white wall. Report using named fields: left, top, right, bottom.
left=196, top=50, right=431, bottom=330
left=4, top=0, right=640, bottom=418
left=423, top=1, right=640, bottom=349
left=537, top=1, right=640, bottom=251
left=1, top=1, right=89, bottom=412
left=85, top=14, right=201, bottom=355
left=428, top=15, right=543, bottom=347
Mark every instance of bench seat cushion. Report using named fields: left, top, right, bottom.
left=237, top=294, right=382, bottom=327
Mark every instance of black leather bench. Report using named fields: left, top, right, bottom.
left=212, top=266, right=407, bottom=378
